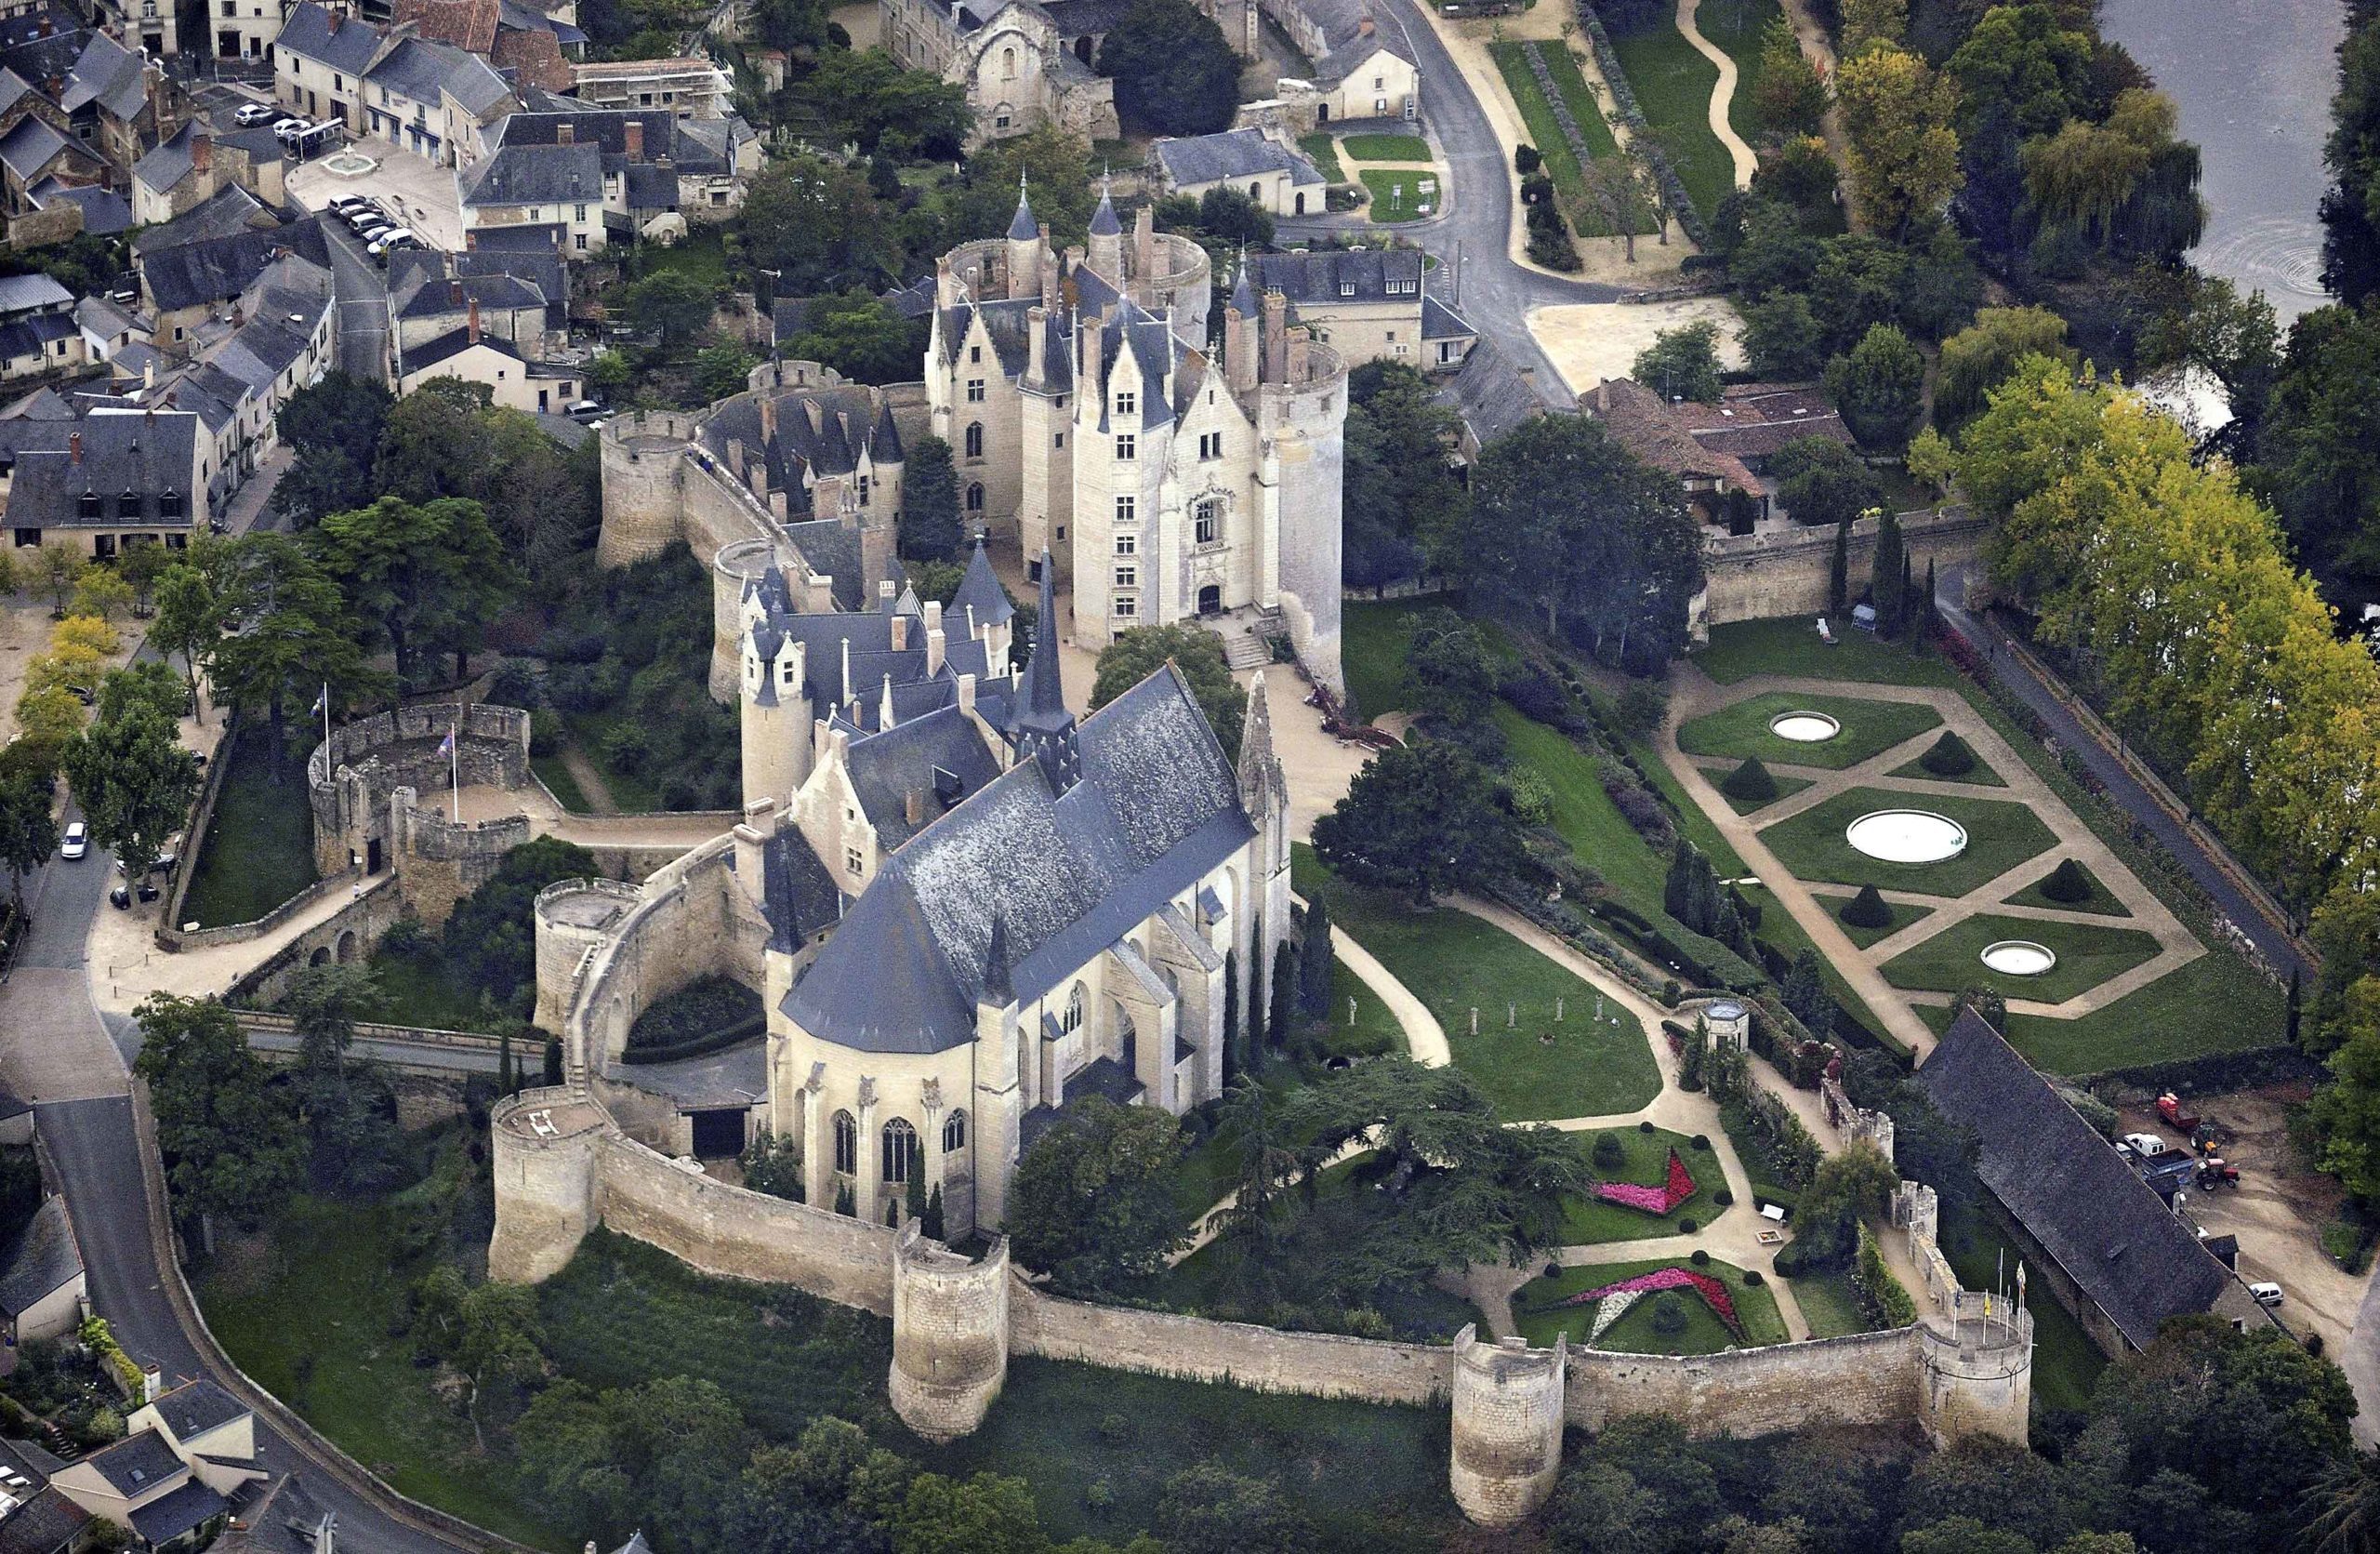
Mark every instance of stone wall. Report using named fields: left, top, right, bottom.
left=890, top=1225, right=1010, bottom=1441
left=1450, top=1328, right=1566, bottom=1527
left=1567, top=1326, right=1924, bottom=1435
left=390, top=790, right=534, bottom=925
left=308, top=703, right=531, bottom=882
left=1701, top=509, right=1989, bottom=629
left=223, top=877, right=408, bottom=1007
left=560, top=834, right=768, bottom=1077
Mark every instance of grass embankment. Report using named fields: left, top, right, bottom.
left=1513, top=1256, right=1788, bottom=1352
left=1697, top=620, right=2284, bottom=1075
left=1359, top=168, right=1435, bottom=221
left=1296, top=845, right=1661, bottom=1122
left=1605, top=13, right=1735, bottom=219
left=1678, top=690, right=1944, bottom=770
left=1561, top=1127, right=1728, bottom=1244
left=1790, top=1268, right=1873, bottom=1339
left=1880, top=914, right=2167, bottom=1005
left=179, top=724, right=320, bottom=927
left=1297, top=132, right=1346, bottom=181
left=1757, top=786, right=2060, bottom=898
left=1489, top=41, right=1588, bottom=206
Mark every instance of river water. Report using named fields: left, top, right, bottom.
left=2100, top=0, right=2344, bottom=321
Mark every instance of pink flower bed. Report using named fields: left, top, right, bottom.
left=1533, top=1266, right=1745, bottom=1341
left=1593, top=1148, right=1697, bottom=1215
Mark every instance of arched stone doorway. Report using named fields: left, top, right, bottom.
left=335, top=929, right=358, bottom=963
left=1198, top=584, right=1222, bottom=615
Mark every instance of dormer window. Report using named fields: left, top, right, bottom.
left=1114, top=389, right=1135, bottom=417
left=121, top=488, right=140, bottom=516
left=1340, top=281, right=1356, bottom=297
left=78, top=490, right=100, bottom=520
left=157, top=490, right=181, bottom=518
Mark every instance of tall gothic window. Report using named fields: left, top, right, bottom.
left=832, top=1109, right=857, bottom=1175
left=943, top=1109, right=967, bottom=1154
left=882, top=1118, right=918, bottom=1184
left=964, top=421, right=984, bottom=458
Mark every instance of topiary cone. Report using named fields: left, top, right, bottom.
left=1919, top=730, right=1977, bottom=777
left=1840, top=883, right=1892, bottom=930
left=2041, top=857, right=2092, bottom=904
left=1721, top=756, right=1778, bottom=802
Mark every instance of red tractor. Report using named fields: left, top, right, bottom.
left=2196, top=1158, right=2241, bottom=1190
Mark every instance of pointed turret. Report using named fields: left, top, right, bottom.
left=1007, top=173, right=1042, bottom=300
left=1229, top=246, right=1256, bottom=317
left=1236, top=670, right=1286, bottom=812
left=1007, top=552, right=1079, bottom=791
left=1090, top=173, right=1121, bottom=237
left=980, top=908, right=1013, bottom=1006
left=1088, top=170, right=1124, bottom=283
left=1006, top=173, right=1038, bottom=241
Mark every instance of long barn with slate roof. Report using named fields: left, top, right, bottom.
left=739, top=551, right=1291, bottom=1233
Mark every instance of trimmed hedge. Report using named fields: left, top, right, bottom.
left=1919, top=730, right=1978, bottom=777
left=624, top=974, right=765, bottom=1062
left=1841, top=883, right=1894, bottom=930
left=2041, top=857, right=2093, bottom=904
left=1721, top=756, right=1778, bottom=802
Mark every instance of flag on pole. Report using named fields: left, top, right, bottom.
left=437, top=726, right=456, bottom=760
left=310, top=683, right=327, bottom=717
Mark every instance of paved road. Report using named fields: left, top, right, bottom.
left=1936, top=564, right=2313, bottom=984
left=1276, top=0, right=1621, bottom=400
left=322, top=222, right=392, bottom=387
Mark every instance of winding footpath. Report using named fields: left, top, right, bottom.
left=1675, top=0, right=1760, bottom=190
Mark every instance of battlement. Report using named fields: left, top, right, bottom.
left=1450, top=1327, right=1566, bottom=1526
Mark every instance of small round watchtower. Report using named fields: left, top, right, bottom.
left=1449, top=1326, right=1567, bottom=1527
left=888, top=1225, right=1011, bottom=1441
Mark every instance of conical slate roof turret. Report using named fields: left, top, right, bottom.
left=1007, top=552, right=1078, bottom=791
left=1089, top=173, right=1121, bottom=237
left=950, top=534, right=1015, bottom=628
left=1229, top=246, right=1256, bottom=316
left=1007, top=175, right=1038, bottom=241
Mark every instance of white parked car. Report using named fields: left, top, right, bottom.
left=2250, top=1282, right=2284, bottom=1308
left=2122, top=1132, right=2171, bottom=1158
left=366, top=228, right=416, bottom=256
left=233, top=101, right=279, bottom=126
left=60, top=822, right=86, bottom=860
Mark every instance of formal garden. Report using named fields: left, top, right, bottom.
left=1513, top=1255, right=1789, bottom=1353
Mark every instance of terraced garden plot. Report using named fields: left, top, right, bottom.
left=1678, top=690, right=1942, bottom=769
left=1561, top=1126, right=1726, bottom=1244
left=2003, top=857, right=2131, bottom=918
left=1514, top=1256, right=1787, bottom=1352
left=1756, top=786, right=2060, bottom=898
left=1879, top=913, right=2166, bottom=1004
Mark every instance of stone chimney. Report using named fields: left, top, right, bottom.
left=759, top=393, right=777, bottom=445
left=326, top=8, right=341, bottom=31
left=1286, top=323, right=1310, bottom=384
left=467, top=298, right=480, bottom=344
left=191, top=134, right=212, bottom=175
left=1594, top=379, right=1610, bottom=411
left=1260, top=289, right=1288, bottom=384
left=1132, top=205, right=1153, bottom=283
left=726, top=438, right=745, bottom=477
left=1025, top=304, right=1046, bottom=387
left=923, top=601, right=945, bottom=674
left=905, top=789, right=925, bottom=826
left=957, top=671, right=976, bottom=718
left=1224, top=303, right=1254, bottom=393
left=624, top=119, right=642, bottom=160
left=1080, top=306, right=1104, bottom=399
left=68, top=432, right=81, bottom=465
left=448, top=277, right=463, bottom=305
left=891, top=612, right=908, bottom=651
left=555, top=120, right=574, bottom=144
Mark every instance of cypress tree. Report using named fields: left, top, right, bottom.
left=1223, top=949, right=1241, bottom=1083
left=923, top=1183, right=945, bottom=1241
left=1920, top=557, right=1938, bottom=641
left=543, top=1036, right=563, bottom=1086
left=834, top=1183, right=855, bottom=1216
left=1270, top=940, right=1298, bottom=1051
left=2288, top=964, right=2304, bottom=1050
left=906, top=1163, right=927, bottom=1227
left=1300, top=893, right=1335, bottom=1019
left=1872, top=510, right=1906, bottom=635
left=1721, top=757, right=1778, bottom=802
left=498, top=1028, right=515, bottom=1095
left=1664, top=838, right=1695, bottom=922
left=1829, top=514, right=1851, bottom=615
left=1247, top=918, right=1268, bottom=1056
left=1687, top=852, right=1722, bottom=936
left=1841, top=883, right=1893, bottom=929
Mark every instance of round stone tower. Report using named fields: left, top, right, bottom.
left=533, top=879, right=640, bottom=1039
left=712, top=537, right=778, bottom=704
left=1449, top=1326, right=1567, bottom=1527
left=597, top=411, right=701, bottom=570
left=1916, top=1295, right=2032, bottom=1447
left=888, top=1225, right=1011, bottom=1441
left=487, top=1088, right=604, bottom=1283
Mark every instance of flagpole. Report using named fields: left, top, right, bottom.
left=451, top=721, right=460, bottom=822
left=320, top=681, right=330, bottom=753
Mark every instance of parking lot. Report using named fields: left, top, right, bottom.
left=286, top=137, right=464, bottom=253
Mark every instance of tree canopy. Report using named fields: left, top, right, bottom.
left=1096, top=0, right=1241, bottom=136
left=1089, top=624, right=1244, bottom=758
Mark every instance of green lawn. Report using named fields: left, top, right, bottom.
left=1791, top=1268, right=1874, bottom=1338
left=1341, top=599, right=1435, bottom=722
left=1513, top=1257, right=1787, bottom=1351
left=1677, top=690, right=1943, bottom=770
left=1916, top=950, right=2284, bottom=1077
left=201, top=1197, right=564, bottom=1549
left=1489, top=41, right=1588, bottom=206
left=1755, top=785, right=2060, bottom=898
left=1359, top=167, right=1436, bottom=221
left=1831, top=894, right=1936, bottom=950
left=1692, top=0, right=1784, bottom=143
left=561, top=710, right=661, bottom=813
left=530, top=751, right=592, bottom=813
left=1885, top=746, right=2009, bottom=787
left=1532, top=41, right=1622, bottom=159
left=2003, top=857, right=2130, bottom=917
left=1561, top=1128, right=1728, bottom=1243
left=1711, top=767, right=1816, bottom=815
left=1495, top=709, right=1756, bottom=985
left=179, top=724, right=320, bottom=927
left=1342, top=132, right=1431, bottom=162
left=1297, top=131, right=1346, bottom=181
left=1319, top=958, right=1407, bottom=1059
left=1296, top=847, right=1661, bottom=1121
left=1696, top=618, right=1965, bottom=687
left=350, top=944, right=510, bottom=1032
left=1606, top=15, right=1736, bottom=220
left=1879, top=913, right=2167, bottom=1005
left=632, top=226, right=728, bottom=290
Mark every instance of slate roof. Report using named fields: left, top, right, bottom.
left=1249, top=246, right=1421, bottom=305
left=1435, top=336, right=1544, bottom=450
left=132, top=121, right=195, bottom=196
left=0, top=1200, right=77, bottom=1319
left=1154, top=128, right=1325, bottom=190
left=1916, top=1008, right=2247, bottom=1350
left=488, top=108, right=731, bottom=174
left=273, top=0, right=390, bottom=76
left=0, top=68, right=32, bottom=118
left=0, top=26, right=85, bottom=86
left=1421, top=291, right=1474, bottom=342
left=368, top=37, right=511, bottom=118
left=948, top=538, right=1013, bottom=630
left=844, top=702, right=1005, bottom=848
left=403, top=326, right=522, bottom=375
left=27, top=179, right=129, bottom=235
left=0, top=388, right=73, bottom=420
left=80, top=1430, right=184, bottom=1498
left=0, top=276, right=72, bottom=318
left=459, top=139, right=601, bottom=206
left=0, top=1489, right=86, bottom=1554
left=0, top=313, right=73, bottom=365
left=138, top=219, right=331, bottom=313
left=126, top=1479, right=227, bottom=1546
left=59, top=31, right=143, bottom=121
left=782, top=662, right=1251, bottom=1055
left=130, top=185, right=271, bottom=255
left=3, top=412, right=200, bottom=528
left=0, top=116, right=69, bottom=184
left=698, top=383, right=900, bottom=530
left=145, top=1380, right=250, bottom=1444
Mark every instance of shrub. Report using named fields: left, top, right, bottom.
left=1649, top=1295, right=1687, bottom=1335
left=1678, top=1216, right=1698, bottom=1234
left=1691, top=1134, right=1711, bottom=1150
left=1593, top=1131, right=1625, bottom=1169
left=1918, top=730, right=1977, bottom=777
left=1840, top=883, right=1893, bottom=930
left=1690, top=1248, right=1711, bottom=1267
left=1639, top=1120, right=1656, bottom=1134
left=1097, top=1413, right=1132, bottom=1445
left=1713, top=1189, right=1734, bottom=1206
left=1743, top=1269, right=1764, bottom=1286
left=1545, top=1262, right=1562, bottom=1280
left=1616, top=682, right=1670, bottom=737
left=1515, top=143, right=1542, bottom=175
left=2041, top=857, right=2093, bottom=904
left=1721, top=756, right=1778, bottom=802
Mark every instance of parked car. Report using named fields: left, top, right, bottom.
left=271, top=116, right=306, bottom=136
left=366, top=228, right=416, bottom=256
left=329, top=195, right=376, bottom=215
left=565, top=399, right=609, bottom=423
left=233, top=101, right=279, bottom=126
left=2250, top=1282, right=2284, bottom=1308
left=60, top=822, right=86, bottom=860
left=2122, top=1132, right=2171, bottom=1158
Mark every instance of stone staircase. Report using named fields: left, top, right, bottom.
left=1222, top=629, right=1275, bottom=671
